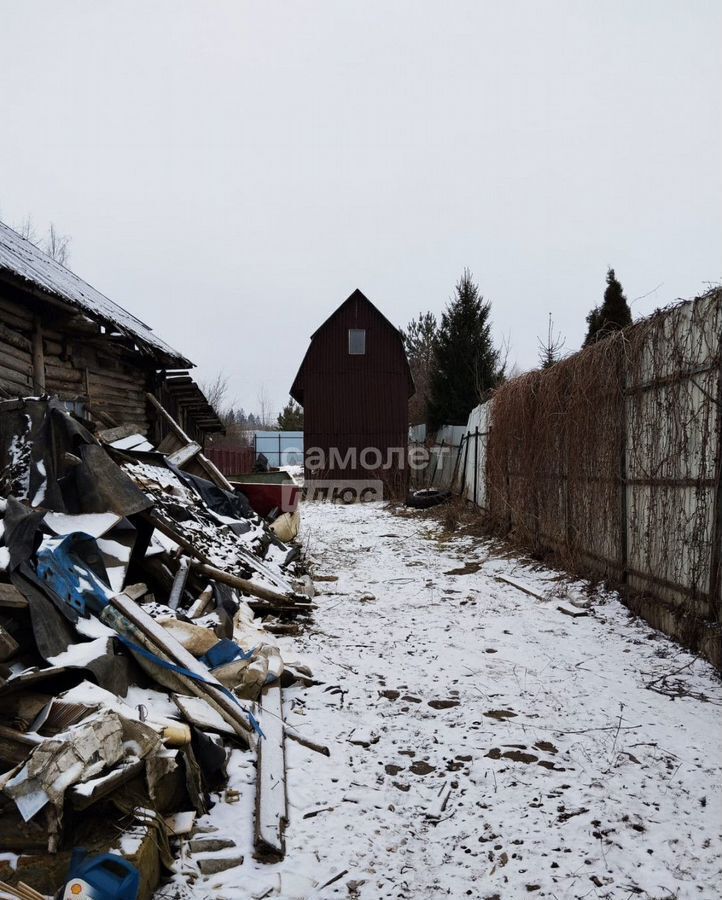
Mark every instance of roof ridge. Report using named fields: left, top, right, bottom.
left=0, top=219, right=191, bottom=367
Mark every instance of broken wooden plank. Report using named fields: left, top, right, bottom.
left=18, top=882, right=49, bottom=900
left=248, top=602, right=316, bottom=617
left=189, top=561, right=300, bottom=607
left=187, top=585, right=214, bottom=619
left=146, top=512, right=296, bottom=601
left=264, top=623, right=302, bottom=636
left=0, top=880, right=47, bottom=900
left=557, top=604, right=589, bottom=618
left=494, top=574, right=546, bottom=601
left=172, top=694, right=237, bottom=738
left=102, top=592, right=255, bottom=744
left=168, top=557, right=190, bottom=611
left=146, top=393, right=234, bottom=492
left=284, top=728, right=330, bottom=757
left=254, top=683, right=288, bottom=862
left=167, top=441, right=202, bottom=468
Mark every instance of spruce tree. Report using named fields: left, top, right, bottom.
left=583, top=268, right=632, bottom=346
left=537, top=313, right=565, bottom=369
left=427, top=269, right=502, bottom=430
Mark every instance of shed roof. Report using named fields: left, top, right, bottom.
left=0, top=220, right=191, bottom=368
left=309, top=288, right=404, bottom=341
left=290, top=289, right=414, bottom=404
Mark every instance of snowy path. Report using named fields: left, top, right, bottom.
left=184, top=501, right=722, bottom=900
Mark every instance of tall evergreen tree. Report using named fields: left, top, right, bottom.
left=428, top=269, right=503, bottom=430
left=583, top=268, right=632, bottom=346
left=401, top=312, right=438, bottom=425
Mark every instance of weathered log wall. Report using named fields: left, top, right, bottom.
left=0, top=288, right=152, bottom=431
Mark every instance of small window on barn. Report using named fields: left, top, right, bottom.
left=348, top=328, right=366, bottom=355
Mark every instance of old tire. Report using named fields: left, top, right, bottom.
left=406, top=489, right=451, bottom=510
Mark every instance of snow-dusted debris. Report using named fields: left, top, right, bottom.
left=180, top=501, right=722, bottom=900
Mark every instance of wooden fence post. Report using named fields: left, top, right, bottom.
left=450, top=435, right=465, bottom=494
left=428, top=439, right=445, bottom=489
left=460, top=432, right=470, bottom=500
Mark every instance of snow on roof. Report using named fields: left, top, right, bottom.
left=0, top=220, right=191, bottom=367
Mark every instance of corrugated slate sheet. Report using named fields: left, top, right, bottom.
left=0, top=220, right=190, bottom=367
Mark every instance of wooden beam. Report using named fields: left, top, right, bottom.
left=254, top=683, right=288, bottom=861
left=167, top=556, right=191, bottom=610
left=102, top=592, right=254, bottom=742
left=144, top=512, right=297, bottom=605
left=146, top=392, right=233, bottom=491
left=284, top=728, right=330, bottom=757
left=190, top=560, right=307, bottom=607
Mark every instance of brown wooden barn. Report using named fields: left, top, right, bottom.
left=0, top=220, right=223, bottom=444
left=290, top=289, right=414, bottom=494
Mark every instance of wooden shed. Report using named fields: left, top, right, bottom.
left=0, top=220, right=223, bottom=444
left=290, top=289, right=414, bottom=493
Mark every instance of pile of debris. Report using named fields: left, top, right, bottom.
left=0, top=397, right=317, bottom=898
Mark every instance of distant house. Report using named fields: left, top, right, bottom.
left=0, top=220, right=223, bottom=443
left=290, top=289, right=414, bottom=494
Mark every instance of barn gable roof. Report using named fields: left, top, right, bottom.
left=290, top=289, right=414, bottom=404
left=0, top=219, right=191, bottom=368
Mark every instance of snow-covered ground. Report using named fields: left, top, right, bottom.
left=167, top=501, right=722, bottom=900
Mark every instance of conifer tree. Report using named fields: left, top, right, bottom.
left=428, top=269, right=503, bottom=430
left=583, top=268, right=632, bottom=346
left=537, top=313, right=565, bottom=369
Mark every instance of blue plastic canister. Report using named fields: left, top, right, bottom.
left=63, top=850, right=140, bottom=900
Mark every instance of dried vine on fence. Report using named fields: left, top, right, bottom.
left=486, top=287, right=721, bottom=623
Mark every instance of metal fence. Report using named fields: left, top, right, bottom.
left=409, top=424, right=466, bottom=491
left=458, top=288, right=722, bottom=666
left=253, top=431, right=304, bottom=468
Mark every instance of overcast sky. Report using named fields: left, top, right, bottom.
left=1, top=1, right=720, bottom=416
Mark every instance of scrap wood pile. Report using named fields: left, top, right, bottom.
left=0, top=397, right=318, bottom=897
